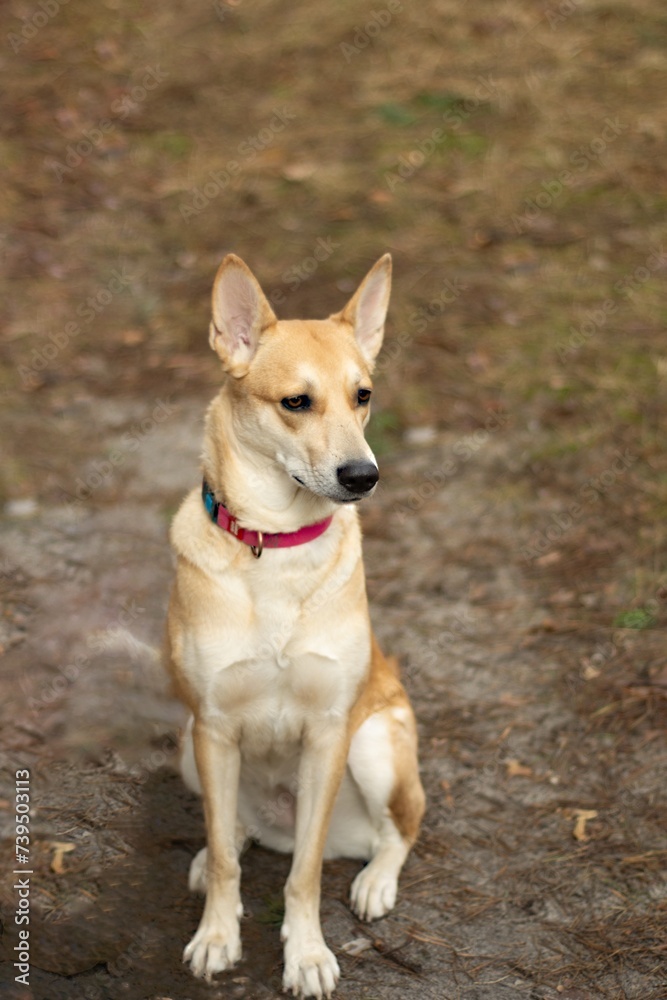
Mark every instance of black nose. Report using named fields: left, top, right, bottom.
left=337, top=461, right=379, bottom=494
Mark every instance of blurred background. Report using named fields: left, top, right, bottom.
left=1, top=2, right=666, bottom=998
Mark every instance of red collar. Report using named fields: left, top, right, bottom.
left=202, top=479, right=333, bottom=558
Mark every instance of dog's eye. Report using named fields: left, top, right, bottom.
left=281, top=395, right=311, bottom=411
left=357, top=388, right=372, bottom=406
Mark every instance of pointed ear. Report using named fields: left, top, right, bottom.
left=209, top=254, right=277, bottom=377
left=335, top=254, right=392, bottom=366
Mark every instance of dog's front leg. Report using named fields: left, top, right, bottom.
left=183, top=716, right=243, bottom=981
left=282, top=723, right=348, bottom=999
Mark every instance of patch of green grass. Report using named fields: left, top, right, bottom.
left=613, top=608, right=656, bottom=630
left=414, top=90, right=472, bottom=113
left=615, top=403, right=643, bottom=426
left=256, top=893, right=285, bottom=926
left=375, top=102, right=419, bottom=126
left=150, top=132, right=193, bottom=158
left=550, top=385, right=578, bottom=402
left=378, top=89, right=495, bottom=125
left=367, top=408, right=400, bottom=457
left=0, top=452, right=32, bottom=504
left=441, top=132, right=487, bottom=157
left=527, top=436, right=591, bottom=461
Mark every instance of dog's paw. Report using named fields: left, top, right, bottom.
left=183, top=917, right=242, bottom=980
left=350, top=864, right=397, bottom=921
left=188, top=847, right=208, bottom=894
left=282, top=931, right=339, bottom=999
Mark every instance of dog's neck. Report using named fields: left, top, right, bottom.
left=201, top=391, right=339, bottom=535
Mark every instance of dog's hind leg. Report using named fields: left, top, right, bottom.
left=347, top=704, right=425, bottom=921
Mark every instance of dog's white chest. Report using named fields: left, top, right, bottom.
left=188, top=574, right=365, bottom=758
left=208, top=643, right=355, bottom=757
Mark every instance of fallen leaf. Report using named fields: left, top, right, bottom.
left=369, top=189, right=392, bottom=204
left=506, top=759, right=533, bottom=778
left=119, top=328, right=145, bottom=346
left=341, top=937, right=372, bottom=956
left=282, top=161, right=318, bottom=181
left=581, top=660, right=601, bottom=681
left=49, top=841, right=75, bottom=874
left=571, top=809, right=598, bottom=842
left=536, top=550, right=562, bottom=567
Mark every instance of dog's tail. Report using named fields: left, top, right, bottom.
left=371, top=632, right=401, bottom=679
left=87, top=627, right=169, bottom=694
left=92, top=626, right=161, bottom=663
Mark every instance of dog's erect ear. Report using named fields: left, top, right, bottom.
left=209, top=254, right=277, bottom=377
left=335, top=254, right=392, bottom=366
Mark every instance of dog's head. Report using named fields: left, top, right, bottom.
left=208, top=253, right=392, bottom=505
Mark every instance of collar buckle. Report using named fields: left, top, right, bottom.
left=250, top=531, right=264, bottom=559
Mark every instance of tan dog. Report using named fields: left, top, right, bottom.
left=165, top=253, right=425, bottom=999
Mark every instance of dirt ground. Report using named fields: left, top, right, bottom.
left=1, top=1, right=666, bottom=998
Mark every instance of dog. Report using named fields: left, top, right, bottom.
left=165, top=252, right=425, bottom=999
